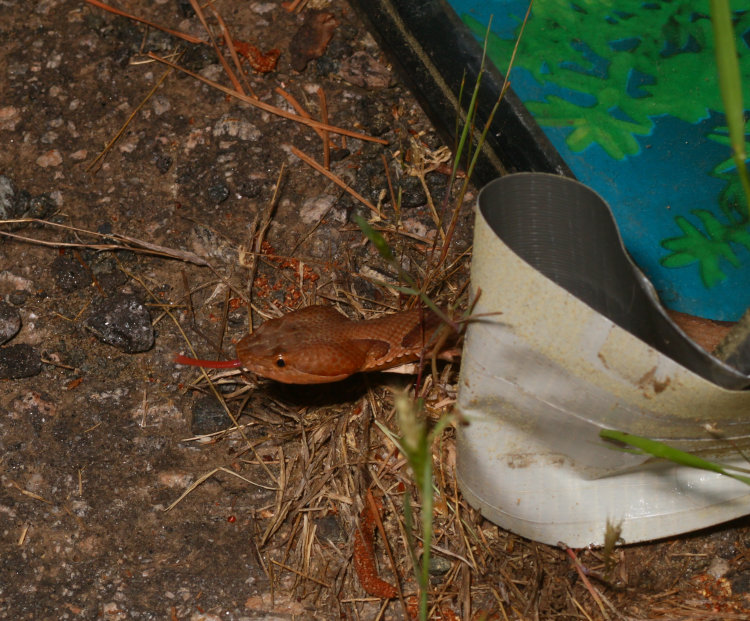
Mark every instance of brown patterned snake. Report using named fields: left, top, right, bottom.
left=175, top=305, right=453, bottom=384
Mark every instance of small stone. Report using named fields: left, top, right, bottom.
left=0, top=343, right=42, bottom=379
left=189, top=224, right=237, bottom=264
left=8, top=290, right=28, bottom=306
left=200, top=64, right=223, bottom=82
left=315, top=515, right=344, bottom=543
left=151, top=95, right=171, bottom=116
left=0, top=272, right=35, bottom=295
left=11, top=391, right=57, bottom=419
left=0, top=175, right=23, bottom=220
left=190, top=612, right=222, bottom=621
left=707, top=557, right=731, bottom=578
left=206, top=182, right=230, bottom=204
left=153, top=152, right=173, bottom=174
left=10, top=391, right=56, bottom=433
left=213, top=114, right=260, bottom=141
left=157, top=471, right=194, bottom=488
left=190, top=395, right=230, bottom=435
left=339, top=51, right=393, bottom=89
left=51, top=255, right=91, bottom=292
left=0, top=176, right=13, bottom=216
left=730, top=570, right=750, bottom=594
left=0, top=177, right=57, bottom=225
left=27, top=193, right=56, bottom=219
left=0, top=105, right=20, bottom=131
left=238, top=179, right=264, bottom=199
left=85, top=293, right=154, bottom=353
left=181, top=44, right=215, bottom=73
left=118, top=134, right=139, bottom=153
left=428, top=555, right=452, bottom=576
left=300, top=195, right=338, bottom=225
left=36, top=149, right=63, bottom=168
left=398, top=175, right=427, bottom=209
left=0, top=301, right=21, bottom=345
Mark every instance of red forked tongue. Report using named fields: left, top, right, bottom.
left=174, top=354, right=243, bottom=369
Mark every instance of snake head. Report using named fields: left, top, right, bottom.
left=235, top=306, right=369, bottom=384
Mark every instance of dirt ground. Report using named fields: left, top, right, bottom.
left=1, top=1, right=749, bottom=619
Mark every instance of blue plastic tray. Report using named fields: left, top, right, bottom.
left=352, top=0, right=750, bottom=320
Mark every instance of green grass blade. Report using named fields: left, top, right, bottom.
left=402, top=493, right=421, bottom=582
left=418, top=452, right=432, bottom=621
left=352, top=213, right=419, bottom=289
left=710, top=0, right=750, bottom=219
left=600, top=429, right=750, bottom=485
left=352, top=213, right=394, bottom=262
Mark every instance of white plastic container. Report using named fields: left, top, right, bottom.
left=456, top=173, right=750, bottom=547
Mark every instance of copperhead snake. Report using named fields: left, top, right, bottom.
left=175, top=305, right=452, bottom=384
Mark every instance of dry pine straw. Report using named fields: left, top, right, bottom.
left=175, top=354, right=750, bottom=621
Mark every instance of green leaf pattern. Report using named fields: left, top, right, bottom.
left=463, top=2, right=750, bottom=289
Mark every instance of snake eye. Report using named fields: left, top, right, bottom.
left=275, top=356, right=286, bottom=368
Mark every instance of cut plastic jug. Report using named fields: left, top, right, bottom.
left=456, top=173, right=750, bottom=547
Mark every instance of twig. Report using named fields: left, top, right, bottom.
left=165, top=467, right=276, bottom=512
left=561, top=544, right=618, bottom=619
left=188, top=0, right=244, bottom=96
left=290, top=146, right=380, bottom=215
left=318, top=87, right=331, bottom=170
left=246, top=165, right=286, bottom=327
left=0, top=218, right=210, bottom=266
left=87, top=57, right=178, bottom=172
left=283, top=0, right=307, bottom=13
left=381, top=153, right=398, bottom=219
left=83, top=0, right=205, bottom=44
left=270, top=559, right=332, bottom=589
left=276, top=87, right=326, bottom=142
left=147, top=52, right=388, bottom=144
left=213, top=8, right=254, bottom=96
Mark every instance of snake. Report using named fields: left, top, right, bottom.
left=175, top=305, right=451, bottom=384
